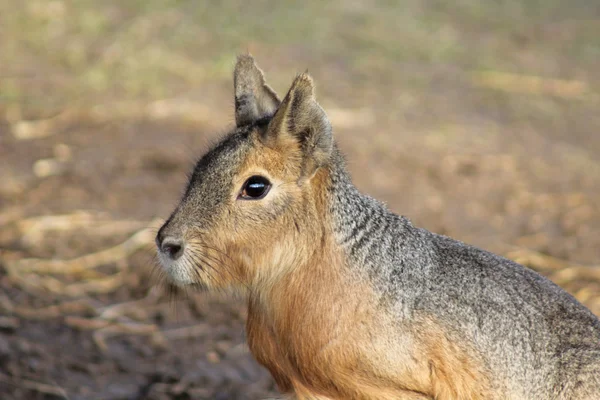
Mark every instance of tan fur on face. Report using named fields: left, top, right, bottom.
left=177, top=128, right=318, bottom=293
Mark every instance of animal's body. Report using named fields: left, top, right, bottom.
left=156, top=55, right=600, bottom=399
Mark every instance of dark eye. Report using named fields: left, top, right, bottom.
left=239, top=175, right=271, bottom=200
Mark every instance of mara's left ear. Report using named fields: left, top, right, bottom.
left=263, top=73, right=333, bottom=178
left=234, top=54, right=280, bottom=127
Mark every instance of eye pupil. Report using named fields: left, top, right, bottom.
left=240, top=176, right=271, bottom=199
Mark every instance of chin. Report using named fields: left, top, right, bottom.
left=166, top=268, right=197, bottom=287
left=158, top=254, right=197, bottom=287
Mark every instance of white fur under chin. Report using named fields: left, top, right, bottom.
left=158, top=252, right=196, bottom=286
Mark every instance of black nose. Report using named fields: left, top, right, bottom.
left=158, top=237, right=184, bottom=260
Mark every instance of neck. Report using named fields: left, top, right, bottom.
left=248, top=143, right=407, bottom=306
left=327, top=145, right=407, bottom=272
left=245, top=156, right=386, bottom=392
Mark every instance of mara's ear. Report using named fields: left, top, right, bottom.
left=234, top=54, right=280, bottom=127
left=263, top=73, right=333, bottom=177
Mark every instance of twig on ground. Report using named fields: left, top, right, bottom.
left=17, top=211, right=150, bottom=247
left=13, top=299, right=98, bottom=320
left=0, top=371, right=68, bottom=398
left=163, top=323, right=210, bottom=341
left=10, top=109, right=78, bottom=140
left=65, top=317, right=166, bottom=351
left=5, top=227, right=156, bottom=275
left=61, top=273, right=127, bottom=297
left=98, top=288, right=161, bottom=321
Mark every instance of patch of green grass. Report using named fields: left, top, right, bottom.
left=0, top=0, right=598, bottom=111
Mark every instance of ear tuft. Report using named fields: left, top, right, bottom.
left=234, top=54, right=280, bottom=127
left=289, top=73, right=314, bottom=99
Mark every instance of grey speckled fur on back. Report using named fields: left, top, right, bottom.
left=329, top=146, right=600, bottom=399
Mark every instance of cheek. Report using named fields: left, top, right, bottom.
left=235, top=188, right=295, bottom=223
left=222, top=194, right=295, bottom=252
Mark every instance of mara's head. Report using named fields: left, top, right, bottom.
left=156, top=55, right=337, bottom=291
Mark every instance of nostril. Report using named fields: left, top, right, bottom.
left=155, top=232, right=164, bottom=249
left=160, top=237, right=184, bottom=260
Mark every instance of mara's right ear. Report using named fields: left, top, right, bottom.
left=262, top=73, right=333, bottom=179
left=234, top=55, right=281, bottom=127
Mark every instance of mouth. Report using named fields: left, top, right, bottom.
left=157, top=250, right=198, bottom=287
left=156, top=240, right=236, bottom=291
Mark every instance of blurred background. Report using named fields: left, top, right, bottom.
left=0, top=1, right=599, bottom=399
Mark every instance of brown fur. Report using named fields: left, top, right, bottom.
left=419, top=320, right=493, bottom=399
left=158, top=55, right=500, bottom=399
left=240, top=162, right=493, bottom=399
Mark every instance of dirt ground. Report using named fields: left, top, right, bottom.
left=1, top=1, right=599, bottom=399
